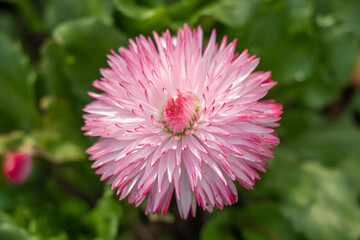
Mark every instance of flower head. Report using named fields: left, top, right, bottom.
left=83, top=24, right=282, bottom=219
left=2, top=152, right=32, bottom=184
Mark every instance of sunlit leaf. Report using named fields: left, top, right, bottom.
left=114, top=0, right=172, bottom=35
left=0, top=221, right=31, bottom=240
left=190, top=0, right=254, bottom=28
left=281, top=162, right=360, bottom=240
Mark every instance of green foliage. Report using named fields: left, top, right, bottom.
left=44, top=0, right=114, bottom=30
left=0, top=223, right=31, bottom=240
left=52, top=18, right=127, bottom=102
left=0, top=0, right=359, bottom=239
left=200, top=214, right=236, bottom=240
left=87, top=188, right=124, bottom=240
left=190, top=0, right=254, bottom=28
left=281, top=162, right=360, bottom=240
left=0, top=32, right=41, bottom=132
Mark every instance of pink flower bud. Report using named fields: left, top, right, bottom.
left=2, top=152, right=32, bottom=184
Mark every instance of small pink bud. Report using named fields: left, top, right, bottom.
left=2, top=152, right=32, bottom=184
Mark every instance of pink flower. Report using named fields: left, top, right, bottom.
left=2, top=152, right=32, bottom=184
left=83, top=24, right=282, bottom=219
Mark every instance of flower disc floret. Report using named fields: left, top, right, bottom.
left=162, top=91, right=200, bottom=136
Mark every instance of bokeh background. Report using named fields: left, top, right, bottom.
left=1, top=0, right=360, bottom=239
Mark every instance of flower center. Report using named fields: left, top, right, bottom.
left=162, top=91, right=199, bottom=136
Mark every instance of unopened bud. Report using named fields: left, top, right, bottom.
left=2, top=152, right=32, bottom=184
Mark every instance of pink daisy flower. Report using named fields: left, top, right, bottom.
left=82, top=24, right=282, bottom=219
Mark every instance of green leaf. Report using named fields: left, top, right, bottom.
left=52, top=18, right=127, bottom=102
left=40, top=41, right=70, bottom=97
left=316, top=0, right=360, bottom=37
left=338, top=0, right=360, bottom=36
left=224, top=0, right=358, bottom=109
left=0, top=32, right=41, bottom=132
left=0, top=131, right=28, bottom=155
left=200, top=210, right=236, bottom=240
left=88, top=188, right=123, bottom=240
left=167, top=0, right=202, bottom=20
left=271, top=39, right=316, bottom=85
left=322, top=30, right=357, bottom=84
left=0, top=12, right=17, bottom=37
left=44, top=0, right=114, bottom=30
left=53, top=162, right=103, bottom=201
left=0, top=223, right=31, bottom=240
left=33, top=129, right=85, bottom=163
left=302, top=29, right=357, bottom=109
left=114, top=0, right=172, bottom=35
left=277, top=109, right=311, bottom=138
left=288, top=113, right=360, bottom=166
left=340, top=154, right=360, bottom=194
left=38, top=40, right=88, bottom=160
left=0, top=212, right=13, bottom=225
left=30, top=197, right=89, bottom=239
left=239, top=202, right=303, bottom=240
left=281, top=162, right=360, bottom=240
left=51, top=141, right=85, bottom=162
left=190, top=0, right=253, bottom=28
left=46, top=232, right=69, bottom=240
left=45, top=97, right=85, bottom=145
left=284, top=0, right=314, bottom=35
left=3, top=0, right=44, bottom=32
left=114, top=0, right=166, bottom=20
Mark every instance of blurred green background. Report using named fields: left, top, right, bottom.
left=0, top=0, right=360, bottom=239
